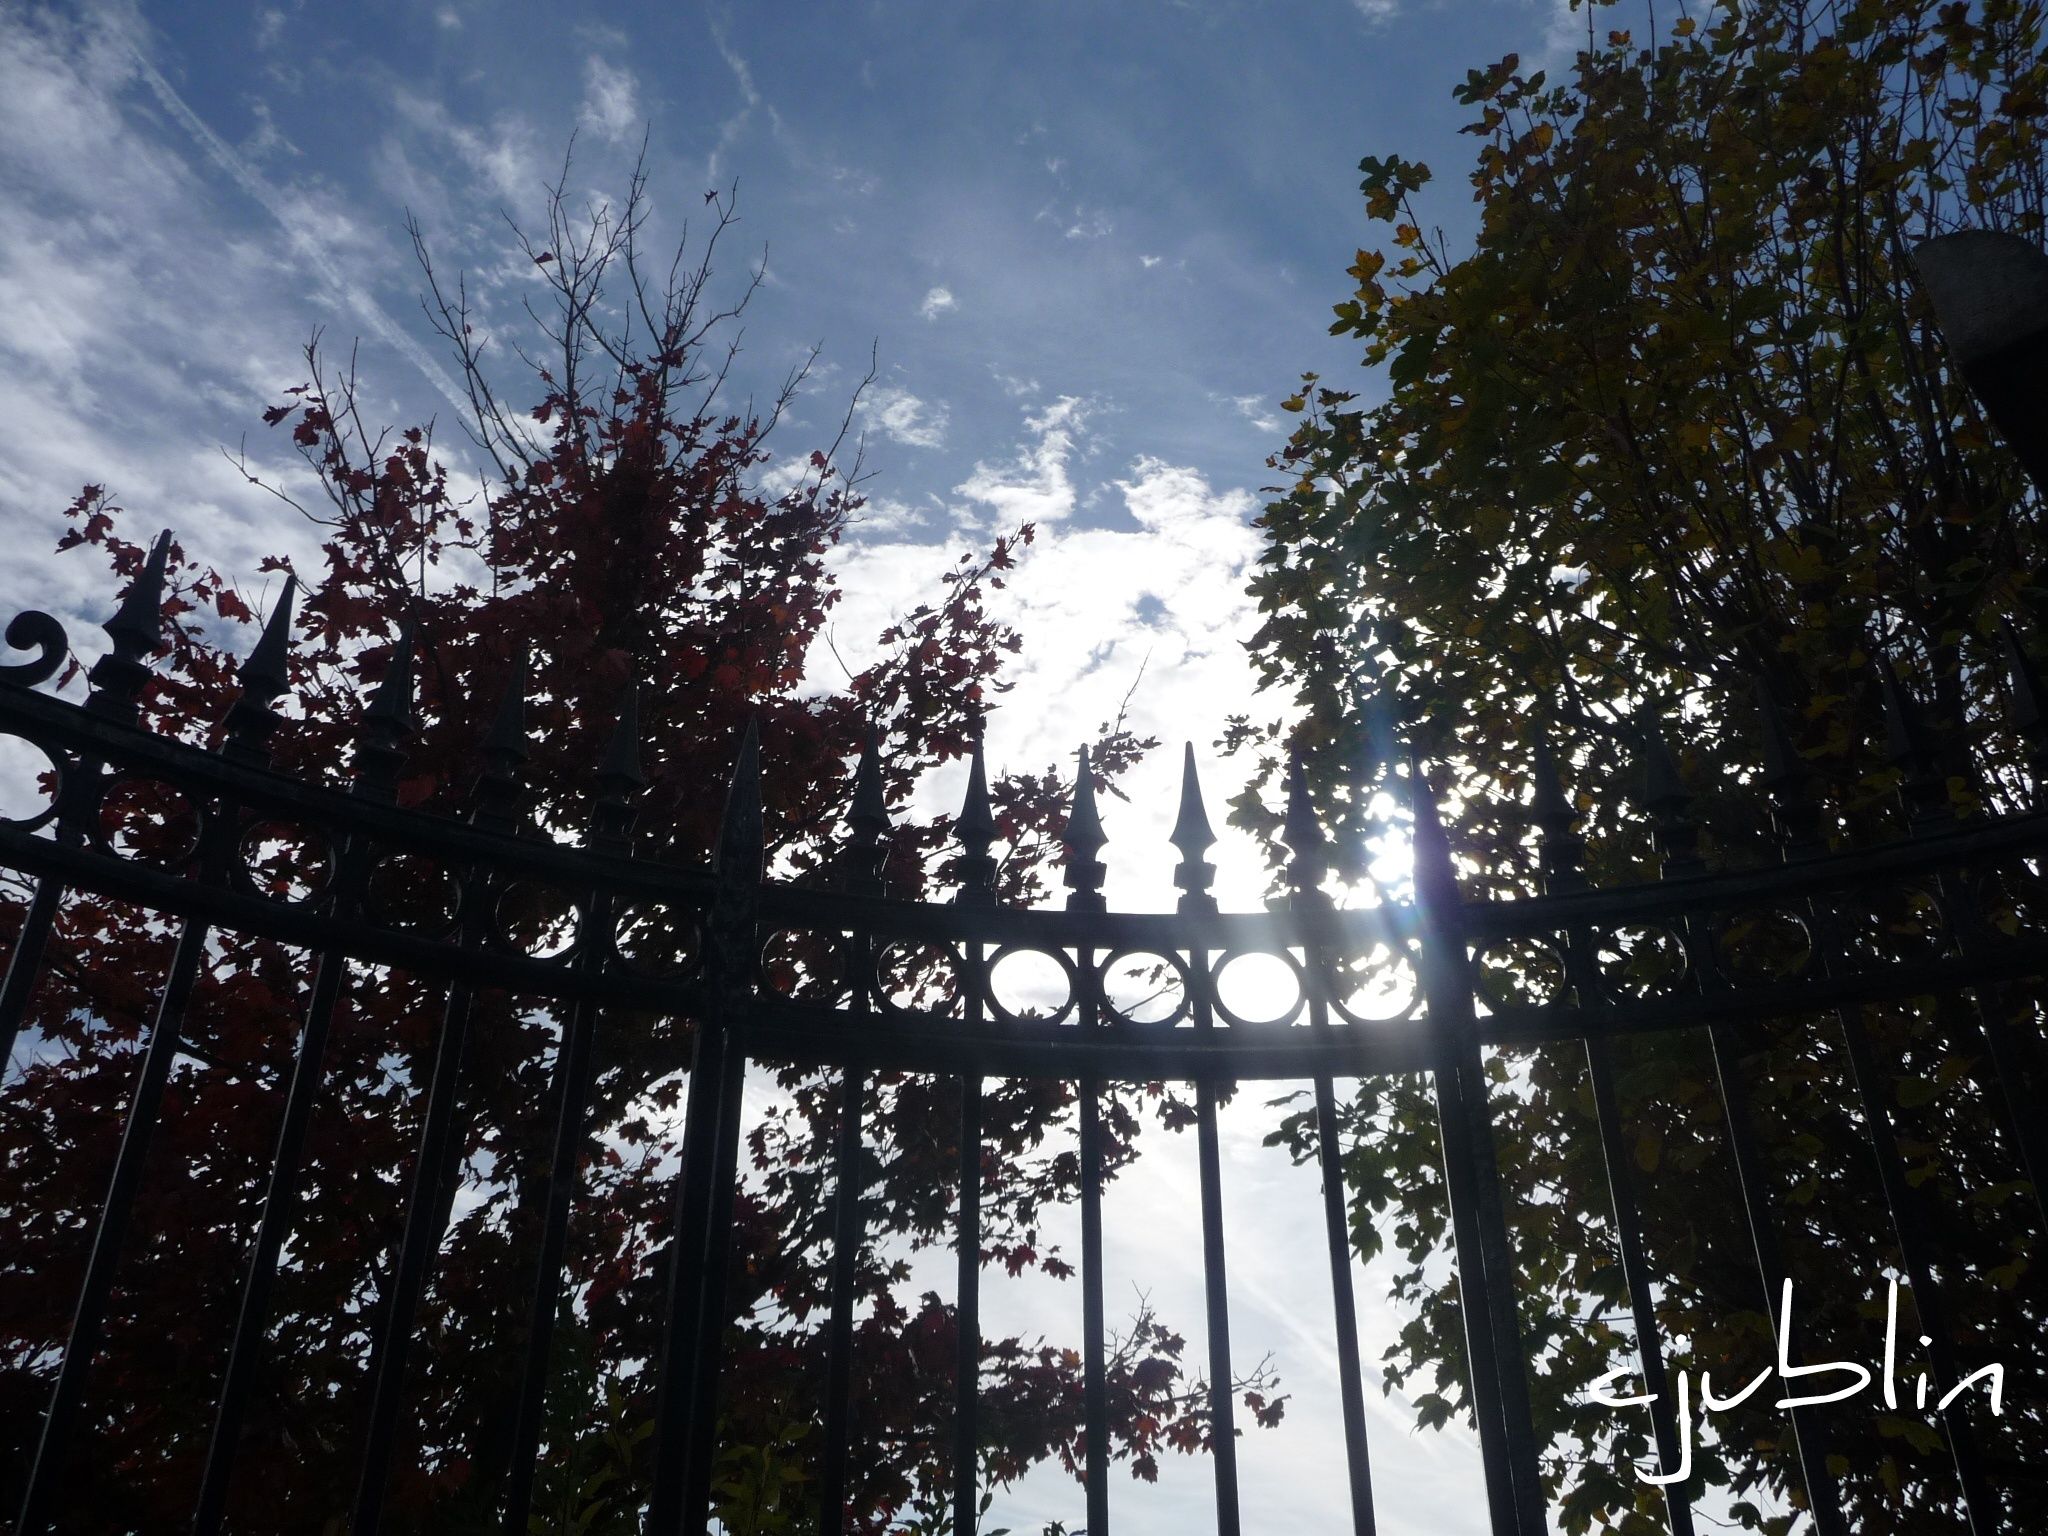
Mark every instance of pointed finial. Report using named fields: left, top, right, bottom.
left=954, top=730, right=999, bottom=907
left=1530, top=729, right=1585, bottom=893
left=471, top=650, right=531, bottom=831
left=1404, top=745, right=1462, bottom=918
left=1755, top=675, right=1822, bottom=857
left=593, top=677, right=645, bottom=846
left=86, top=528, right=174, bottom=721
left=1755, top=674, right=1804, bottom=789
left=1874, top=654, right=1951, bottom=829
left=353, top=625, right=416, bottom=801
left=1632, top=712, right=1700, bottom=875
left=2001, top=619, right=2048, bottom=789
left=843, top=722, right=889, bottom=895
left=223, top=574, right=298, bottom=763
left=1171, top=744, right=1217, bottom=914
left=1282, top=748, right=1329, bottom=906
left=1061, top=744, right=1107, bottom=912
left=714, top=716, right=765, bottom=885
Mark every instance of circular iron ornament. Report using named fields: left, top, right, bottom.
left=493, top=880, right=581, bottom=962
left=1835, top=884, right=1948, bottom=971
left=1593, top=925, right=1689, bottom=999
left=363, top=851, right=463, bottom=936
left=1323, top=942, right=1423, bottom=1026
left=0, top=732, right=62, bottom=834
left=1097, top=948, right=1193, bottom=1028
left=1974, top=859, right=2048, bottom=947
left=875, top=940, right=964, bottom=1017
left=1473, top=936, right=1568, bottom=1011
left=236, top=819, right=335, bottom=905
left=759, top=928, right=847, bottom=1003
left=1712, top=909, right=1815, bottom=987
left=95, top=774, right=203, bottom=868
left=613, top=902, right=702, bottom=979
left=985, top=944, right=1079, bottom=1028
left=1208, top=947, right=1308, bottom=1029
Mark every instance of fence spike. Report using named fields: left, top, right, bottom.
left=2000, top=619, right=2048, bottom=793
left=592, top=678, right=645, bottom=847
left=850, top=723, right=889, bottom=837
left=1282, top=748, right=1329, bottom=903
left=598, top=677, right=646, bottom=794
left=954, top=731, right=999, bottom=906
left=1530, top=729, right=1587, bottom=894
left=353, top=625, right=416, bottom=801
left=86, top=528, right=173, bottom=720
left=843, top=723, right=888, bottom=896
left=1874, top=653, right=1953, bottom=829
left=1754, top=674, right=1805, bottom=789
left=223, top=574, right=298, bottom=763
left=714, top=716, right=764, bottom=884
left=1404, top=745, right=1460, bottom=913
left=472, top=650, right=530, bottom=830
left=1632, top=712, right=1701, bottom=874
left=1171, top=743, right=1218, bottom=914
left=1061, top=744, right=1107, bottom=912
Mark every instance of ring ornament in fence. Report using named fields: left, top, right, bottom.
left=613, top=902, right=702, bottom=979
left=1323, top=941, right=1423, bottom=1025
left=986, top=944, right=1079, bottom=1026
left=0, top=732, right=61, bottom=832
left=363, top=851, right=462, bottom=935
left=1474, top=936, right=1568, bottom=1012
left=1209, top=946, right=1308, bottom=1028
left=95, top=774, right=202, bottom=868
left=1712, top=908, right=1816, bottom=985
left=876, top=940, right=964, bottom=1016
left=1593, top=925, right=1689, bottom=999
left=235, top=819, right=335, bottom=905
left=1837, top=883, right=1950, bottom=969
left=760, top=927, right=848, bottom=1004
left=492, top=879, right=581, bottom=961
left=1097, top=948, right=1193, bottom=1027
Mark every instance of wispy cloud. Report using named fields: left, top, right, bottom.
left=579, top=56, right=640, bottom=143
left=918, top=286, right=956, bottom=321
left=859, top=384, right=948, bottom=449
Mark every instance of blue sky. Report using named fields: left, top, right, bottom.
left=0, top=2, right=1648, bottom=1532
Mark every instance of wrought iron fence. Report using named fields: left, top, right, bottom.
left=0, top=535, right=2043, bottom=1536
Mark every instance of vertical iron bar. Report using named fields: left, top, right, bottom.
left=1079, top=1061, right=1110, bottom=1536
left=497, top=964, right=611, bottom=1532
left=818, top=1064, right=866, bottom=1532
left=16, top=905, right=215, bottom=1535
left=193, top=918, right=355, bottom=1534
left=1581, top=1036, right=1697, bottom=1536
left=953, top=1061, right=983, bottom=1536
left=0, top=880, right=62, bottom=1075
left=1536, top=735, right=1696, bottom=1534
left=1311, top=1062, right=1377, bottom=1536
left=1408, top=755, right=1548, bottom=1535
left=1173, top=745, right=1241, bottom=1536
left=349, top=966, right=483, bottom=1534
left=649, top=720, right=761, bottom=1536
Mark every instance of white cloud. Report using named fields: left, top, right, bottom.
left=858, top=384, right=948, bottom=449
left=1227, top=391, right=1282, bottom=433
left=1351, top=0, right=1401, bottom=19
left=579, top=56, right=640, bottom=143
left=1140, top=253, right=1163, bottom=269
left=918, top=285, right=956, bottom=321
left=953, top=395, right=1090, bottom=526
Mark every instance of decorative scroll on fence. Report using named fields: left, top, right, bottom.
left=0, top=536, right=2044, bottom=1536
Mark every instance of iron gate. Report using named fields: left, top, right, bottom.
left=0, top=537, right=2044, bottom=1536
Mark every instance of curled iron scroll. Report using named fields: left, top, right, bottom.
left=0, top=612, right=68, bottom=690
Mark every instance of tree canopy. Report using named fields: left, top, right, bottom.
left=0, top=165, right=1259, bottom=1534
left=1247, top=1, right=2047, bottom=1530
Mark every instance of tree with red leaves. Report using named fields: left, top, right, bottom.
left=0, top=161, right=1276, bottom=1533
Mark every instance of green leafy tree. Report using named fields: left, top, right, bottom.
left=1245, top=1, right=2047, bottom=1529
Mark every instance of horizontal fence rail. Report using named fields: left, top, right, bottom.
left=0, top=546, right=2043, bottom=1536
